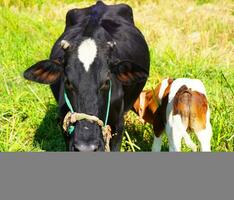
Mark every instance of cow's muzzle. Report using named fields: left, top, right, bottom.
left=73, top=142, right=99, bottom=152
left=63, top=112, right=112, bottom=152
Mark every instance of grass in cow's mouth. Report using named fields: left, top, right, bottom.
left=0, top=0, right=233, bottom=152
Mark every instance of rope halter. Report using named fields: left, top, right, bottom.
left=62, top=80, right=113, bottom=152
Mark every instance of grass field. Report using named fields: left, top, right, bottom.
left=0, top=0, right=233, bottom=152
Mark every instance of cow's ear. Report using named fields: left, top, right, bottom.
left=111, top=60, right=148, bottom=85
left=23, top=59, right=63, bottom=84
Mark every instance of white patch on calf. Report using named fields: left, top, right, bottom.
left=78, top=38, right=97, bottom=72
left=166, top=114, right=197, bottom=152
left=152, top=135, right=162, bottom=152
left=158, top=78, right=169, bottom=104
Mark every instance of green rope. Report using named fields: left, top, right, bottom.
left=64, top=80, right=112, bottom=134
left=64, top=89, right=75, bottom=134
left=64, top=90, right=74, bottom=113
left=104, top=80, right=112, bottom=126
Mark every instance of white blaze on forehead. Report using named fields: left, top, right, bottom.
left=158, top=78, right=169, bottom=104
left=78, top=38, right=97, bottom=72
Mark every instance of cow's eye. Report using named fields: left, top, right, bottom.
left=100, top=79, right=110, bottom=91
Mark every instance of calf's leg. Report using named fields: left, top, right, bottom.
left=169, top=114, right=197, bottom=152
left=195, top=120, right=212, bottom=152
left=151, top=135, right=162, bottom=152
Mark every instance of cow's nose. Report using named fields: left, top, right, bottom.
left=73, top=142, right=99, bottom=152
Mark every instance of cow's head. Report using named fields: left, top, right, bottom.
left=24, top=34, right=148, bottom=151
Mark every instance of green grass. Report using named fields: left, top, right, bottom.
left=0, top=0, right=233, bottom=152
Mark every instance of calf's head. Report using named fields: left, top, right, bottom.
left=24, top=38, right=148, bottom=151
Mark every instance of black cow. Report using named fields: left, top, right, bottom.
left=23, top=1, right=150, bottom=151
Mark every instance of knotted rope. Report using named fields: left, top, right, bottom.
left=63, top=112, right=112, bottom=152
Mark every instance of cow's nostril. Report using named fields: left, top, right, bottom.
left=93, top=145, right=98, bottom=152
left=73, top=143, right=98, bottom=152
left=73, top=145, right=80, bottom=152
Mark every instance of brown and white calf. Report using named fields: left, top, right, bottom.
left=133, top=78, right=213, bottom=152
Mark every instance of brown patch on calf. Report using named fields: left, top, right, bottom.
left=133, top=90, right=155, bottom=124
left=153, top=98, right=167, bottom=137
left=173, top=85, right=208, bottom=132
left=133, top=78, right=174, bottom=138
left=189, top=91, right=208, bottom=131
left=152, top=79, right=173, bottom=137
left=173, top=85, right=191, bottom=128
left=167, top=78, right=174, bottom=85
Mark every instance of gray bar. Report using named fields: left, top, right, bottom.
left=0, top=153, right=233, bottom=200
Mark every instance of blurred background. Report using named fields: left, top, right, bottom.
left=0, top=0, right=233, bottom=151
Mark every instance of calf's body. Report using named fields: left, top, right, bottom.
left=133, top=78, right=212, bottom=152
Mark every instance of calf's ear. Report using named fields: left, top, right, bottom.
left=111, top=60, right=148, bottom=85
left=23, top=60, right=63, bottom=84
